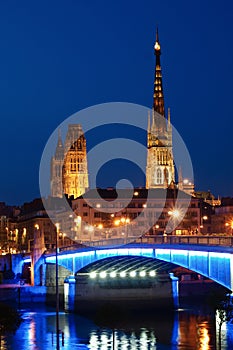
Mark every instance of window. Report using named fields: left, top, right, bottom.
left=157, top=168, right=162, bottom=184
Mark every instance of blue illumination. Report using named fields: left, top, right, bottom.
left=23, top=258, right=31, bottom=263
left=45, top=250, right=95, bottom=263
left=38, top=245, right=233, bottom=291
left=155, top=249, right=171, bottom=256
left=171, top=250, right=188, bottom=256
left=189, top=251, right=208, bottom=257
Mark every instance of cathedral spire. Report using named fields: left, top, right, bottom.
left=153, top=28, right=165, bottom=116
left=55, top=129, right=64, bottom=160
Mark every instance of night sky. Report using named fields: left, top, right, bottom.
left=0, top=0, right=232, bottom=205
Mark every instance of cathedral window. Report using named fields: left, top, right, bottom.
left=157, top=168, right=162, bottom=184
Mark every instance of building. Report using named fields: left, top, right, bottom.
left=64, top=188, right=201, bottom=243
left=50, top=124, right=89, bottom=198
left=146, top=29, right=175, bottom=189
left=146, top=30, right=194, bottom=195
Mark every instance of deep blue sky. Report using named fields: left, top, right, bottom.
left=0, top=0, right=232, bottom=205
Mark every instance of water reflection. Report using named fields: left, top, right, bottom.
left=1, top=305, right=233, bottom=349
left=178, top=311, right=216, bottom=350
left=89, top=329, right=157, bottom=349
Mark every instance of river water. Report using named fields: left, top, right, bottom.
left=1, top=303, right=233, bottom=349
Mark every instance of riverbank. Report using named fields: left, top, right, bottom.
left=0, top=279, right=229, bottom=309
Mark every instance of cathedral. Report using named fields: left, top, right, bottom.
left=50, top=30, right=193, bottom=198
left=146, top=29, right=175, bottom=189
left=50, top=124, right=89, bottom=198
left=146, top=30, right=194, bottom=195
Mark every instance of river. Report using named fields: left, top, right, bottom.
left=1, top=302, right=233, bottom=349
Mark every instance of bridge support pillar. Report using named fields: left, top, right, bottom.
left=169, top=273, right=179, bottom=309
left=64, top=275, right=76, bottom=312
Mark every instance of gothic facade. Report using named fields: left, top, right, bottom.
left=50, top=124, right=89, bottom=198
left=146, top=30, right=175, bottom=189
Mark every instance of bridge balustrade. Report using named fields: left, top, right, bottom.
left=139, top=235, right=233, bottom=247
left=54, top=235, right=233, bottom=250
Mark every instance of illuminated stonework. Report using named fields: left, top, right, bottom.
left=50, top=124, right=89, bottom=198
left=146, top=30, right=175, bottom=189
left=62, top=124, right=89, bottom=198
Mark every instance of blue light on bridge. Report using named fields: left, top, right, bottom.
left=45, top=250, right=95, bottom=263
left=95, top=248, right=154, bottom=259
left=21, top=245, right=233, bottom=292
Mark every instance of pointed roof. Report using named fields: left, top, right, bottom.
left=54, top=129, right=64, bottom=160
left=153, top=28, right=165, bottom=117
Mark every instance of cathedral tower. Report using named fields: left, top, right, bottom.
left=146, top=30, right=175, bottom=189
left=62, top=124, right=89, bottom=198
left=50, top=124, right=89, bottom=198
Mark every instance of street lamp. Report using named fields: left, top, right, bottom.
left=168, top=209, right=181, bottom=235
left=55, top=223, right=60, bottom=350
left=84, top=225, right=94, bottom=243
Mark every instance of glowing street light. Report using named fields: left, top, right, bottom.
left=168, top=209, right=180, bottom=218
left=55, top=222, right=60, bottom=350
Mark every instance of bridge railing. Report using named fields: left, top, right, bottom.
left=137, top=235, right=233, bottom=247
left=56, top=235, right=233, bottom=250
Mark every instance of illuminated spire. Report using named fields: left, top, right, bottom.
left=153, top=28, right=165, bottom=116
left=147, top=110, right=151, bottom=132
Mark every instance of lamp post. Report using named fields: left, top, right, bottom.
left=55, top=223, right=60, bottom=350
left=168, top=209, right=181, bottom=235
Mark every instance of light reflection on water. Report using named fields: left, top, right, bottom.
left=1, top=306, right=233, bottom=349
left=89, top=329, right=157, bottom=349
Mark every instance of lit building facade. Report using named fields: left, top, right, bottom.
left=63, top=124, right=89, bottom=198
left=146, top=30, right=175, bottom=189
left=146, top=30, right=194, bottom=195
left=65, top=188, right=201, bottom=243
left=50, top=124, right=89, bottom=198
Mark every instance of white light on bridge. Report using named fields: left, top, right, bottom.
left=110, top=271, right=116, bottom=278
left=130, top=271, right=136, bottom=278
left=139, top=271, right=146, bottom=277
left=90, top=272, right=97, bottom=279
left=149, top=271, right=156, bottom=277
left=99, top=271, right=107, bottom=279
left=120, top=271, right=126, bottom=278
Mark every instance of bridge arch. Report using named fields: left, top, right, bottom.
left=44, top=245, right=233, bottom=291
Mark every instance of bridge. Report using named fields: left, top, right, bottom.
left=22, top=235, right=233, bottom=292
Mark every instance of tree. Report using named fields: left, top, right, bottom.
left=216, top=296, right=233, bottom=350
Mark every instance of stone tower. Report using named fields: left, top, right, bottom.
left=62, top=124, right=89, bottom=198
left=50, top=130, right=64, bottom=197
left=146, top=29, right=175, bottom=189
